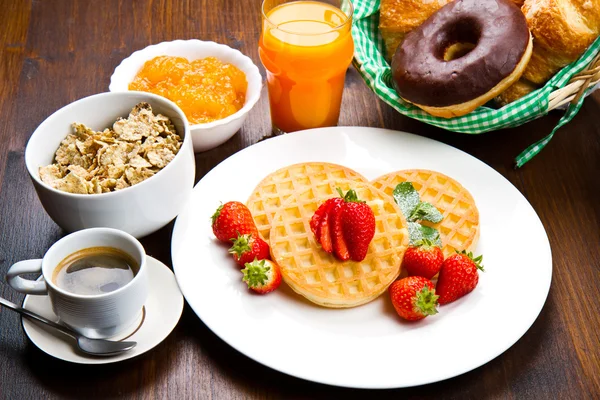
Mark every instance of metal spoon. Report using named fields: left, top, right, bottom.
left=0, top=296, right=136, bottom=356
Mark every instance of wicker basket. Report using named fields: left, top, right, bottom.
left=548, top=53, right=600, bottom=110
left=351, top=0, right=600, bottom=166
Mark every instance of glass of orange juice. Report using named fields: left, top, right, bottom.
left=259, top=0, right=354, bottom=134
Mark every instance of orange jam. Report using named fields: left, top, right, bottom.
left=129, top=56, right=248, bottom=124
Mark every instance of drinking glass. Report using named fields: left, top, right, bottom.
left=259, top=0, right=354, bottom=134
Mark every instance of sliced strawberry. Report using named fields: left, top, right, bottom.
left=320, top=199, right=342, bottom=253
left=342, top=200, right=376, bottom=262
left=241, top=259, right=282, bottom=294
left=310, top=202, right=327, bottom=239
left=318, top=209, right=333, bottom=253
left=311, top=198, right=341, bottom=253
left=310, top=189, right=374, bottom=262
left=329, top=199, right=350, bottom=261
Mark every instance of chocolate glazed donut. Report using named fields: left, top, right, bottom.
left=391, top=0, right=532, bottom=118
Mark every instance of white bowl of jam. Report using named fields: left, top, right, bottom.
left=110, top=40, right=262, bottom=152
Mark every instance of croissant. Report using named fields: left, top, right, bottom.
left=498, top=0, right=600, bottom=104
left=379, top=0, right=451, bottom=60
left=495, top=80, right=539, bottom=106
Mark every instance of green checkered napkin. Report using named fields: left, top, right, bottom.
left=351, top=0, right=600, bottom=167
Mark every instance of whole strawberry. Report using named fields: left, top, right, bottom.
left=402, top=239, right=444, bottom=279
left=211, top=201, right=258, bottom=244
left=241, top=259, right=282, bottom=294
left=436, top=250, right=484, bottom=305
left=338, top=189, right=375, bottom=262
left=228, top=233, right=270, bottom=267
left=389, top=276, right=439, bottom=321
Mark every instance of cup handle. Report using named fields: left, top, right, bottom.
left=6, top=259, right=48, bottom=295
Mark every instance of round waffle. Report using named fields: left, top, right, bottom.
left=269, top=180, right=409, bottom=308
left=371, top=169, right=480, bottom=257
left=246, top=162, right=367, bottom=241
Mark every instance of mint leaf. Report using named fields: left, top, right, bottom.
left=420, top=225, right=442, bottom=246
left=407, top=222, right=422, bottom=245
left=394, top=182, right=443, bottom=247
left=408, top=222, right=442, bottom=246
left=409, top=201, right=443, bottom=223
left=393, top=182, right=420, bottom=220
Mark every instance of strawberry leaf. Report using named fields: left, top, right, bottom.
left=414, top=238, right=437, bottom=249
left=393, top=182, right=420, bottom=219
left=456, top=250, right=485, bottom=271
left=228, top=233, right=252, bottom=257
left=241, top=259, right=271, bottom=287
left=409, top=201, right=443, bottom=223
left=210, top=203, right=223, bottom=225
left=414, top=285, right=439, bottom=316
left=337, top=188, right=364, bottom=203
left=408, top=222, right=442, bottom=247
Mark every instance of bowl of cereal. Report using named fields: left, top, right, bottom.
left=109, top=40, right=263, bottom=152
left=25, top=91, right=195, bottom=238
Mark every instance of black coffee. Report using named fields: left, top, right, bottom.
left=52, top=247, right=139, bottom=296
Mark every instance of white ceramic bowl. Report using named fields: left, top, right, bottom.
left=25, top=91, right=195, bottom=238
left=109, top=39, right=263, bottom=152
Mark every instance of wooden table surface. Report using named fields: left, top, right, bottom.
left=1, top=0, right=599, bottom=398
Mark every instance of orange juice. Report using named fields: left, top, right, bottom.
left=259, top=1, right=354, bottom=133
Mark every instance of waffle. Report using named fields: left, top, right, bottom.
left=246, top=162, right=367, bottom=241
left=269, top=180, right=409, bottom=308
left=371, top=170, right=480, bottom=257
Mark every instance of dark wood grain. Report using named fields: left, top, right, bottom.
left=0, top=0, right=599, bottom=398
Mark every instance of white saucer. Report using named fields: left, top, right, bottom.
left=21, top=256, right=184, bottom=364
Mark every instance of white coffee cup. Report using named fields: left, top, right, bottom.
left=6, top=228, right=148, bottom=339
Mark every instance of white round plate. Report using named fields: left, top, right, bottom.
left=171, top=127, right=552, bottom=388
left=22, top=256, right=184, bottom=364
